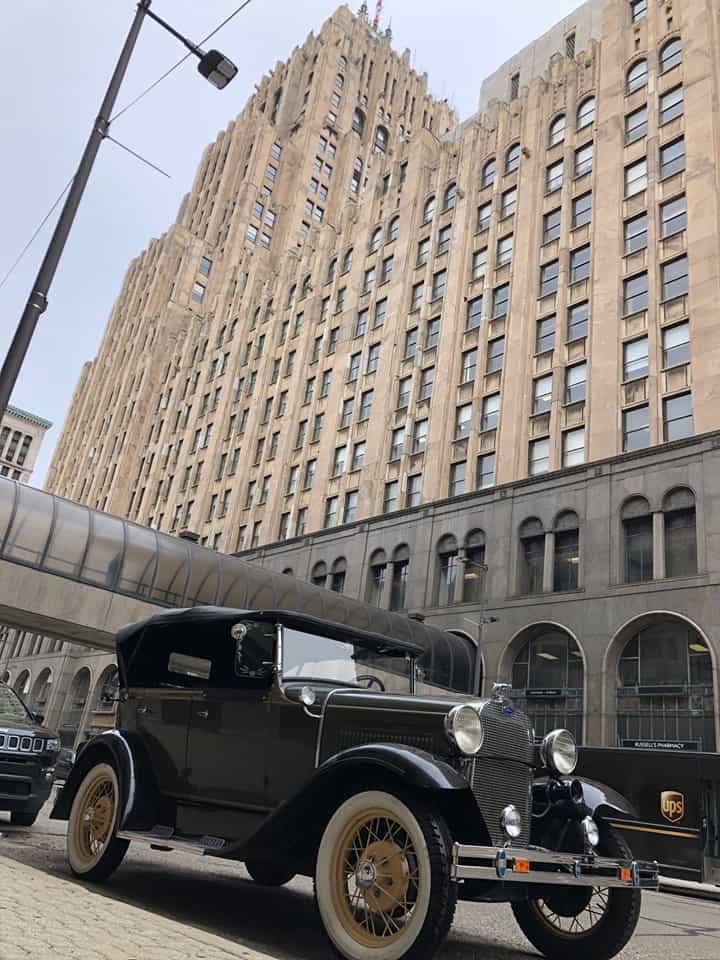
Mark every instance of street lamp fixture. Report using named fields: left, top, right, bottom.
left=0, top=0, right=237, bottom=418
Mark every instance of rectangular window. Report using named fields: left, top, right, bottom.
left=659, top=85, right=683, bottom=125
left=286, top=465, right=299, bottom=495
left=351, top=441, right=366, bottom=471
left=412, top=419, right=428, bottom=453
left=417, top=238, right=429, bottom=266
left=455, top=403, right=473, bottom=439
left=624, top=212, right=648, bottom=254
left=338, top=399, right=352, bottom=430
left=319, top=369, right=332, bottom=397
left=266, top=163, right=278, bottom=182
left=198, top=256, right=212, bottom=277
left=383, top=481, right=399, bottom=514
left=467, top=295, right=483, bottom=330
left=245, top=480, right=256, bottom=508
left=623, top=403, right=650, bottom=450
left=572, top=192, right=592, bottom=229
left=258, top=475, right=271, bottom=505
left=362, top=267, right=375, bottom=293
left=406, top=474, right=422, bottom=507
left=311, top=335, right=323, bottom=363
left=562, top=427, right=585, bottom=467
left=537, top=315, right=555, bottom=353
left=398, top=376, right=412, bottom=408
left=477, top=201, right=492, bottom=231
left=332, top=445, right=347, bottom=476
left=252, top=199, right=264, bottom=219
left=426, top=318, right=440, bottom=349
left=324, top=496, right=338, bottom=528
left=278, top=513, right=290, bottom=540
left=624, top=272, right=648, bottom=314
left=191, top=281, right=206, bottom=303
left=481, top=392, right=500, bottom=430
left=625, top=158, right=647, bottom=196
left=623, top=336, right=649, bottom=381
left=343, top=490, right=358, bottom=524
left=661, top=255, right=688, bottom=301
left=533, top=374, right=553, bottom=414
left=303, top=377, right=315, bottom=404
left=625, top=105, right=648, bottom=144
left=546, top=160, right=563, bottom=192
left=390, top=426, right=405, bottom=460
left=355, top=308, right=368, bottom=338
left=461, top=348, right=477, bottom=383
left=411, top=282, right=424, bottom=311
left=476, top=452, right=495, bottom=489
left=501, top=187, right=517, bottom=218
left=348, top=352, right=361, bottom=382
left=660, top=195, right=686, bottom=238
left=437, top=225, right=451, bottom=255
left=540, top=260, right=559, bottom=297
left=449, top=461, right=466, bottom=497
left=381, top=256, right=393, bottom=283
left=366, top=343, right=381, bottom=374
left=295, top=507, right=308, bottom=537
left=565, top=362, right=587, bottom=404
left=335, top=287, right=345, bottom=313
left=566, top=301, right=588, bottom=342
left=660, top=138, right=684, bottom=179
left=359, top=388, right=373, bottom=420
left=328, top=326, right=339, bottom=354
left=404, top=327, right=418, bottom=358
left=472, top=248, right=487, bottom=280
left=529, top=438, right=550, bottom=476
left=662, top=320, right=690, bottom=368
left=569, top=244, right=591, bottom=283
left=496, top=234, right=513, bottom=266
left=492, top=283, right=509, bottom=318
left=664, top=392, right=693, bottom=441
left=418, top=367, right=434, bottom=400
left=631, top=0, right=647, bottom=23
left=296, top=420, right=307, bottom=448
left=574, top=142, right=593, bottom=177
left=486, top=336, right=505, bottom=373
left=543, top=207, right=561, bottom=244
left=431, top=269, right=446, bottom=300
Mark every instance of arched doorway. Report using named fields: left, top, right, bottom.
left=615, top=615, right=715, bottom=751
left=30, top=668, right=52, bottom=716
left=509, top=625, right=584, bottom=742
left=13, top=669, right=30, bottom=699
left=87, top=665, right=119, bottom=735
left=60, top=667, right=91, bottom=747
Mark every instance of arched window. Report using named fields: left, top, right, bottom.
left=13, top=669, right=30, bottom=698
left=553, top=511, right=580, bottom=591
left=335, top=73, right=344, bottom=90
left=462, top=530, right=486, bottom=603
left=339, top=55, right=347, bottom=70
left=366, top=549, right=387, bottom=605
left=622, top=497, right=653, bottom=583
left=660, top=37, right=682, bottom=74
left=30, top=668, right=52, bottom=713
left=505, top=143, right=520, bottom=174
left=443, top=182, right=457, bottom=211
left=330, top=557, right=346, bottom=593
left=576, top=95, right=595, bottom=129
left=481, top=158, right=496, bottom=188
left=374, top=125, right=389, bottom=153
left=512, top=627, right=584, bottom=741
left=287, top=283, right=296, bottom=307
left=61, top=667, right=91, bottom=737
left=352, top=108, right=366, bottom=136
left=389, top=545, right=410, bottom=610
left=626, top=59, right=648, bottom=94
left=369, top=226, right=382, bottom=253
left=435, top=535, right=459, bottom=606
left=1, top=670, right=9, bottom=684
left=519, top=518, right=545, bottom=595
left=617, top=617, right=715, bottom=750
left=663, top=487, right=697, bottom=577
left=422, top=195, right=435, bottom=224
left=282, top=567, right=294, bottom=576
left=387, top=216, right=400, bottom=242
left=301, top=274, right=311, bottom=299
left=311, top=561, right=327, bottom=588
left=342, top=247, right=353, bottom=273
left=326, top=258, right=337, bottom=283
left=549, top=114, right=566, bottom=146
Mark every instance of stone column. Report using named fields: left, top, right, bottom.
left=542, top=532, right=555, bottom=593
left=653, top=511, right=665, bottom=580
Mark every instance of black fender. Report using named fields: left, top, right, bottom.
left=236, top=742, right=486, bottom=870
left=576, top=776, right=639, bottom=821
left=50, top=730, right=162, bottom=831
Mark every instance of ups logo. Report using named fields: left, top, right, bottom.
left=660, top=790, right=685, bottom=823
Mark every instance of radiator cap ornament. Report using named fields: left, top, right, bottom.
left=492, top=682, right=512, bottom=703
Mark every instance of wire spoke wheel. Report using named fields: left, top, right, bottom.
left=67, top=761, right=128, bottom=881
left=534, top=887, right=610, bottom=936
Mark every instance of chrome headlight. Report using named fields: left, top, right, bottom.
left=500, top=804, right=522, bottom=839
left=445, top=704, right=484, bottom=755
left=541, top=728, right=577, bottom=775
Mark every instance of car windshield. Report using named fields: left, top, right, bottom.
left=281, top=626, right=412, bottom=692
left=0, top=685, right=30, bottom=723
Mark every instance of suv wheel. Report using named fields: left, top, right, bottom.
left=67, top=761, right=129, bottom=882
left=315, top=789, right=457, bottom=960
left=10, top=810, right=39, bottom=827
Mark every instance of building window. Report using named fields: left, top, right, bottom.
left=449, top=461, right=466, bottom=497
left=481, top=158, right=496, bottom=188
left=355, top=309, right=368, bottom=338
left=486, top=337, right=505, bottom=373
left=537, top=315, right=555, bottom=353
left=362, top=266, right=375, bottom=294
left=576, top=96, right=595, bottom=129
left=623, top=272, right=648, bottom=314
left=492, top=283, right=509, bottom=318
left=383, top=480, right=399, bottom=514
left=191, top=281, right=206, bottom=303
left=411, top=419, right=428, bottom=454
left=663, top=488, right=697, bottom=577
left=480, top=392, right=500, bottom=431
left=352, top=108, right=365, bottom=136
left=546, top=160, right=563, bottom=192
left=624, top=212, right=648, bottom=254
left=622, top=497, right=653, bottom=582
left=411, top=281, right=424, bottom=311
left=625, top=158, right=647, bottom=196
left=476, top=452, right=495, bottom=489
left=390, top=426, right=405, bottom=460
left=625, top=105, right=648, bottom=143
left=343, top=491, right=358, bottom=524
left=630, top=0, right=647, bottom=24
left=461, top=348, right=477, bottom=383
left=519, top=518, right=545, bottom=594
left=662, top=320, right=690, bottom=368
left=435, top=535, right=459, bottom=605
left=389, top=545, right=410, bottom=611
left=198, top=256, right=212, bottom=277
left=510, top=72, right=520, bottom=99
left=626, top=58, right=648, bottom=94
left=418, top=367, right=434, bottom=400
left=443, top=181, right=457, bottom=211
left=368, top=226, right=382, bottom=255
left=567, top=301, right=588, bottom=342
left=496, top=234, right=513, bottom=267
left=549, top=114, right=566, bottom=146
left=324, top=496, right=338, bottom=528
left=351, top=441, right=366, bottom=472
left=660, top=194, right=686, bottom=238
left=659, top=85, right=684, bottom=125
left=529, top=437, right=550, bottom=476
left=501, top=187, right=517, bottom=218
left=422, top=195, right=435, bottom=224
left=404, top=327, right=418, bottom=359
left=455, top=403, right=472, bottom=439
left=661, top=255, right=688, bottom=301
left=569, top=244, right=590, bottom=283
left=660, top=37, right=682, bottom=74
left=543, top=208, right=561, bottom=244
left=562, top=427, right=585, bottom=467
left=311, top=562, right=327, bottom=588
left=466, top=296, right=483, bottom=330
left=572, top=192, right=592, bottom=229
left=437, top=224, right=451, bottom=256
left=565, top=362, right=587, bottom=404
left=477, top=201, right=492, bottom=232
left=406, top=473, right=422, bottom=507
left=554, top=511, right=580, bottom=591
left=623, top=403, right=650, bottom=451
left=574, top=142, right=593, bottom=177
left=511, top=629, right=584, bottom=741
left=374, top=125, right=389, bottom=154
left=540, top=260, right=559, bottom=297
left=366, top=342, right=381, bottom=374
left=533, top=374, right=553, bottom=414
left=663, top=391, right=693, bottom=440
left=505, top=143, right=520, bottom=174
left=366, top=549, right=387, bottom=606
left=303, top=459, right=316, bottom=489
left=416, top=238, right=430, bottom=268
left=398, top=376, right=412, bottom=408
left=470, top=249, right=487, bottom=282
left=623, top=336, right=649, bottom=380
left=431, top=269, right=446, bottom=300
left=426, top=318, right=440, bottom=349
left=332, top=445, right=347, bottom=477
left=660, top=137, right=685, bottom=179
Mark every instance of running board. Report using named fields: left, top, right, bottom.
left=117, top=827, right=226, bottom=855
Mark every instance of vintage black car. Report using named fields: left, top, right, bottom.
left=0, top=681, right=61, bottom=825
left=53, top=606, right=658, bottom=960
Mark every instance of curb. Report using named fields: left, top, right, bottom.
left=659, top=876, right=720, bottom=902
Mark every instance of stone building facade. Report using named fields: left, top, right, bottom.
left=0, top=405, right=51, bottom=483
left=4, top=0, right=718, bottom=748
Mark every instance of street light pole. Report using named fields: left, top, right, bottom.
left=0, top=0, right=151, bottom=419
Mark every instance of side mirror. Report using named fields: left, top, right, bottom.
left=232, top=622, right=275, bottom=683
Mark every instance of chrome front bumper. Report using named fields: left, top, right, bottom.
left=452, top=843, right=659, bottom=889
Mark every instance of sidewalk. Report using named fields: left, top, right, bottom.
left=659, top=875, right=720, bottom=902
left=0, top=854, right=276, bottom=960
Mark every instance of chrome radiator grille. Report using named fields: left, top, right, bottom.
left=471, top=700, right=533, bottom=845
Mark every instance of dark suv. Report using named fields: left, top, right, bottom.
left=53, top=607, right=657, bottom=960
left=0, top=681, right=60, bottom=825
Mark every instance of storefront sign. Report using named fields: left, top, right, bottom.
left=620, top=738, right=700, bottom=751
left=526, top=688, right=564, bottom=698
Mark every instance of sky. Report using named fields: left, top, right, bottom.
left=0, top=0, right=580, bottom=487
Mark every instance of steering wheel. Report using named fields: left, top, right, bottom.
left=356, top=674, right=385, bottom=692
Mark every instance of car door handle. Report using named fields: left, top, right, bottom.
left=196, top=709, right=209, bottom=720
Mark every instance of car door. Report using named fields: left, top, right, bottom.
left=129, top=686, right=197, bottom=799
